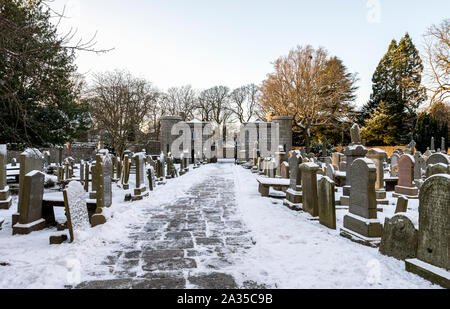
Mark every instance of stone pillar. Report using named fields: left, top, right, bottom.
left=160, top=115, right=183, bottom=156
left=275, top=145, right=286, bottom=178
left=121, top=155, right=130, bottom=190
left=366, top=148, right=388, bottom=204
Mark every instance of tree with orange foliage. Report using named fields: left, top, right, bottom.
left=259, top=45, right=358, bottom=151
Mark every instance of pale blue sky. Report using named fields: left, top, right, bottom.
left=52, top=0, right=450, bottom=108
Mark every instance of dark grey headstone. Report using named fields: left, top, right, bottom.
left=379, top=214, right=417, bottom=260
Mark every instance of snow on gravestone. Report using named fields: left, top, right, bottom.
left=426, top=153, right=450, bottom=166
left=147, top=166, right=156, bottom=191
left=63, top=181, right=90, bottom=242
left=300, top=162, right=320, bottom=217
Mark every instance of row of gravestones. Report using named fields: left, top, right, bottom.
left=252, top=125, right=449, bottom=287
left=0, top=146, right=204, bottom=242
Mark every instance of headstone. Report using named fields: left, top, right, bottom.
left=80, top=161, right=85, bottom=185
left=394, top=154, right=419, bottom=198
left=115, top=158, right=122, bottom=181
left=325, top=163, right=335, bottom=180
left=147, top=166, right=156, bottom=191
left=281, top=162, right=289, bottom=179
left=431, top=137, right=435, bottom=152
left=413, top=153, right=425, bottom=180
left=350, top=123, right=361, bottom=145
left=12, top=171, right=46, bottom=235
left=318, top=176, right=336, bottom=229
left=132, top=152, right=148, bottom=200
left=340, top=158, right=382, bottom=247
left=366, top=148, right=388, bottom=190
left=0, top=145, right=12, bottom=209
left=300, top=162, right=320, bottom=217
left=395, top=196, right=408, bottom=213
left=426, top=153, right=450, bottom=166
left=83, top=163, right=90, bottom=192
left=121, top=154, right=130, bottom=190
left=63, top=181, right=91, bottom=242
left=390, top=154, right=400, bottom=177
left=284, top=151, right=302, bottom=207
left=425, top=163, right=449, bottom=178
left=405, top=175, right=450, bottom=288
left=379, top=214, right=418, bottom=260
left=275, top=145, right=286, bottom=178
left=332, top=152, right=343, bottom=170
left=96, top=153, right=112, bottom=209
left=342, top=144, right=367, bottom=197
left=441, top=137, right=446, bottom=154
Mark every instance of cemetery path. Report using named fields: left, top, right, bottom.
left=77, top=162, right=265, bottom=289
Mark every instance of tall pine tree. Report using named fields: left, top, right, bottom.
left=361, top=33, right=425, bottom=145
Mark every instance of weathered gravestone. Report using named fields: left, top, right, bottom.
left=147, top=166, right=156, bottom=191
left=366, top=148, right=388, bottom=204
left=342, top=144, right=367, bottom=205
left=284, top=151, right=302, bottom=208
left=275, top=145, right=286, bottom=178
left=318, top=176, right=336, bottom=229
left=84, top=163, right=90, bottom=192
left=121, top=154, right=131, bottom=190
left=13, top=149, right=43, bottom=225
left=394, top=154, right=419, bottom=198
left=425, top=163, right=449, bottom=177
left=300, top=162, right=320, bottom=218
left=0, top=145, right=12, bottom=209
left=379, top=214, right=418, bottom=260
left=390, top=154, right=400, bottom=177
left=340, top=158, right=382, bottom=247
left=426, top=153, right=450, bottom=166
left=13, top=171, right=46, bottom=235
left=395, top=196, right=409, bottom=213
left=325, top=163, right=335, bottom=181
left=91, top=154, right=112, bottom=227
left=63, top=181, right=91, bottom=242
left=414, top=152, right=425, bottom=180
left=405, top=175, right=450, bottom=288
left=132, top=152, right=149, bottom=200
left=281, top=162, right=289, bottom=179
left=332, top=152, right=344, bottom=170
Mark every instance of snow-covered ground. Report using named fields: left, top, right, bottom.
left=0, top=162, right=439, bottom=289
left=228, top=164, right=437, bottom=289
left=0, top=164, right=211, bottom=288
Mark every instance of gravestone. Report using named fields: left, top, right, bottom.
left=366, top=148, right=388, bottom=204
left=96, top=153, right=112, bottom=209
left=284, top=151, right=303, bottom=208
left=318, top=176, right=336, bottom=229
left=132, top=152, right=148, bottom=200
left=275, top=145, right=286, bottom=178
left=281, top=162, right=289, bottom=179
left=395, top=196, right=408, bottom=213
left=90, top=163, right=97, bottom=197
left=13, top=149, right=44, bottom=225
left=342, top=144, right=367, bottom=202
left=430, top=137, right=435, bottom=152
left=413, top=152, right=425, bottom=180
left=63, top=181, right=91, bottom=242
left=332, top=152, right=344, bottom=170
left=300, top=162, right=320, bottom=217
left=426, top=153, right=450, bottom=166
left=340, top=158, right=382, bottom=247
left=350, top=123, right=361, bottom=146
left=394, top=154, right=419, bottom=198
left=425, top=163, right=449, bottom=177
left=0, top=145, right=12, bottom=209
left=405, top=175, right=450, bottom=288
left=390, top=154, right=400, bottom=177
left=84, top=163, right=90, bottom=192
left=147, top=166, right=156, bottom=191
left=325, top=163, right=335, bottom=180
left=122, top=154, right=131, bottom=190
left=80, top=161, right=85, bottom=185
left=12, top=171, right=46, bottom=235
left=379, top=214, right=418, bottom=260
left=441, top=137, right=446, bottom=154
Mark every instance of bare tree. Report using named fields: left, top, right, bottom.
left=229, top=84, right=260, bottom=123
left=88, top=70, right=159, bottom=157
left=424, top=19, right=450, bottom=107
left=160, top=85, right=197, bottom=120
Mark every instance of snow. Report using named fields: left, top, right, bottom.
left=22, top=148, right=43, bottom=159
left=229, top=165, right=439, bottom=289
left=65, top=181, right=90, bottom=240
left=0, top=163, right=211, bottom=288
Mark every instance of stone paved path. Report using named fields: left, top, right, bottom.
left=77, top=165, right=264, bottom=289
